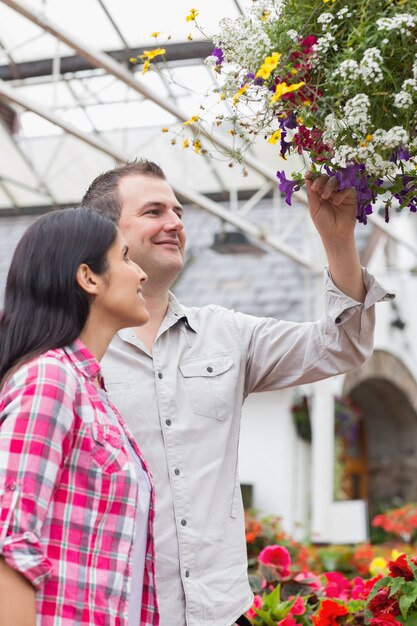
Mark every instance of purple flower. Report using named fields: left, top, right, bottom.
left=279, top=131, right=292, bottom=159
left=276, top=170, right=301, bottom=205
left=394, top=175, right=417, bottom=213
left=278, top=113, right=297, bottom=131
left=331, top=163, right=375, bottom=224
left=212, top=47, right=224, bottom=66
left=390, top=146, right=411, bottom=163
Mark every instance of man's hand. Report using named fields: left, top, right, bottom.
left=305, top=171, right=365, bottom=303
left=305, top=171, right=357, bottom=243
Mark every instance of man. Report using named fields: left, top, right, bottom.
left=81, top=160, right=389, bottom=626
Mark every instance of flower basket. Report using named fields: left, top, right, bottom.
left=206, top=0, right=417, bottom=223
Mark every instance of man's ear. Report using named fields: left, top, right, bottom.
left=76, top=263, right=101, bottom=295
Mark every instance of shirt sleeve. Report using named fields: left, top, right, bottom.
left=235, top=267, right=393, bottom=394
left=0, top=356, right=77, bottom=588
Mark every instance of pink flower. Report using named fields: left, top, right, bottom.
left=294, top=570, right=322, bottom=591
left=323, top=572, right=350, bottom=600
left=258, top=545, right=291, bottom=578
left=350, top=576, right=368, bottom=600
left=289, top=596, right=305, bottom=616
left=278, top=616, right=297, bottom=626
left=246, top=594, right=262, bottom=619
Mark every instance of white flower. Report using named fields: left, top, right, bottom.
left=360, top=48, right=383, bottom=83
left=376, top=14, right=416, bottom=37
left=343, top=93, right=370, bottom=133
left=394, top=91, right=413, bottom=109
left=317, top=13, right=334, bottom=29
left=287, top=29, right=298, bottom=40
left=335, top=59, right=360, bottom=80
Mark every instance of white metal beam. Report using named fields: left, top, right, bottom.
left=0, top=0, right=279, bottom=183
left=0, top=79, right=312, bottom=267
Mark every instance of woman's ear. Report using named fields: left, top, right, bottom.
left=76, top=263, right=101, bottom=295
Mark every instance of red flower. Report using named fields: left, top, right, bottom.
left=258, top=545, right=291, bottom=578
left=311, top=599, right=348, bottom=626
left=368, top=588, right=400, bottom=617
left=369, top=616, right=403, bottom=626
left=388, top=553, right=414, bottom=581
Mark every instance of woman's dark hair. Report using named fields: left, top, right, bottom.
left=0, top=206, right=118, bottom=385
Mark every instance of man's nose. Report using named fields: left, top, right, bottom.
left=163, top=212, right=184, bottom=231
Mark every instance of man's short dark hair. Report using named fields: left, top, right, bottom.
left=81, top=159, right=166, bottom=219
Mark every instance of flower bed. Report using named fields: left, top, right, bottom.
left=244, top=509, right=417, bottom=624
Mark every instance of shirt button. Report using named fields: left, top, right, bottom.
left=158, top=372, right=163, bottom=379
left=165, top=419, right=172, bottom=426
left=206, top=366, right=213, bottom=373
left=181, top=519, right=187, bottom=526
left=174, top=468, right=180, bottom=476
left=185, top=570, right=190, bottom=578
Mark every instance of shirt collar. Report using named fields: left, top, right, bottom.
left=167, top=292, right=199, bottom=332
left=63, top=338, right=101, bottom=380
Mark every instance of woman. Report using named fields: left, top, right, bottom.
left=0, top=207, right=158, bottom=626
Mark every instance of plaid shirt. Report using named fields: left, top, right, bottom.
left=0, top=339, right=158, bottom=626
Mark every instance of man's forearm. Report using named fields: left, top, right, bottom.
left=0, top=557, right=36, bottom=626
left=321, top=236, right=366, bottom=304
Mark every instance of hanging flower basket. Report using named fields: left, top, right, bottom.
left=291, top=395, right=312, bottom=442
left=206, top=0, right=417, bottom=223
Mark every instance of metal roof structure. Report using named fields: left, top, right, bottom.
left=0, top=0, right=414, bottom=272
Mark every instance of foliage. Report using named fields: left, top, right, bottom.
left=205, top=0, right=417, bottom=223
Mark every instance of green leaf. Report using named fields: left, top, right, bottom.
left=403, top=611, right=417, bottom=626
left=389, top=576, right=406, bottom=597
left=399, top=582, right=417, bottom=619
left=253, top=608, right=276, bottom=626
left=264, top=584, right=281, bottom=611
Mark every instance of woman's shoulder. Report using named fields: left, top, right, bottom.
left=3, top=347, right=79, bottom=395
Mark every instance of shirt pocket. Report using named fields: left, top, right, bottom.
left=90, top=422, right=129, bottom=474
left=179, top=355, right=234, bottom=421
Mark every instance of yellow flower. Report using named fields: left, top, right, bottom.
left=261, top=10, right=270, bottom=21
left=267, top=130, right=282, bottom=145
left=323, top=0, right=336, bottom=3
left=270, top=81, right=305, bottom=104
left=186, top=9, right=199, bottom=22
left=255, top=52, right=282, bottom=80
left=140, top=48, right=166, bottom=61
left=391, top=549, right=404, bottom=561
left=140, top=48, right=166, bottom=75
left=129, top=57, right=137, bottom=63
left=366, top=134, right=373, bottom=142
left=220, top=93, right=226, bottom=101
left=296, top=116, right=304, bottom=124
left=150, top=31, right=160, bottom=38
left=182, top=115, right=199, bottom=126
left=193, top=139, right=202, bottom=153
left=369, top=557, right=388, bottom=576
left=183, top=138, right=189, bottom=149
left=291, top=68, right=298, bottom=75
left=161, top=127, right=168, bottom=133
left=187, top=33, right=193, bottom=41
left=233, top=83, right=249, bottom=105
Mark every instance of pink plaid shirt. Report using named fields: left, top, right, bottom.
left=0, top=339, right=159, bottom=626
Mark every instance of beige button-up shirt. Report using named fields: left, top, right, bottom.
left=101, top=268, right=390, bottom=626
